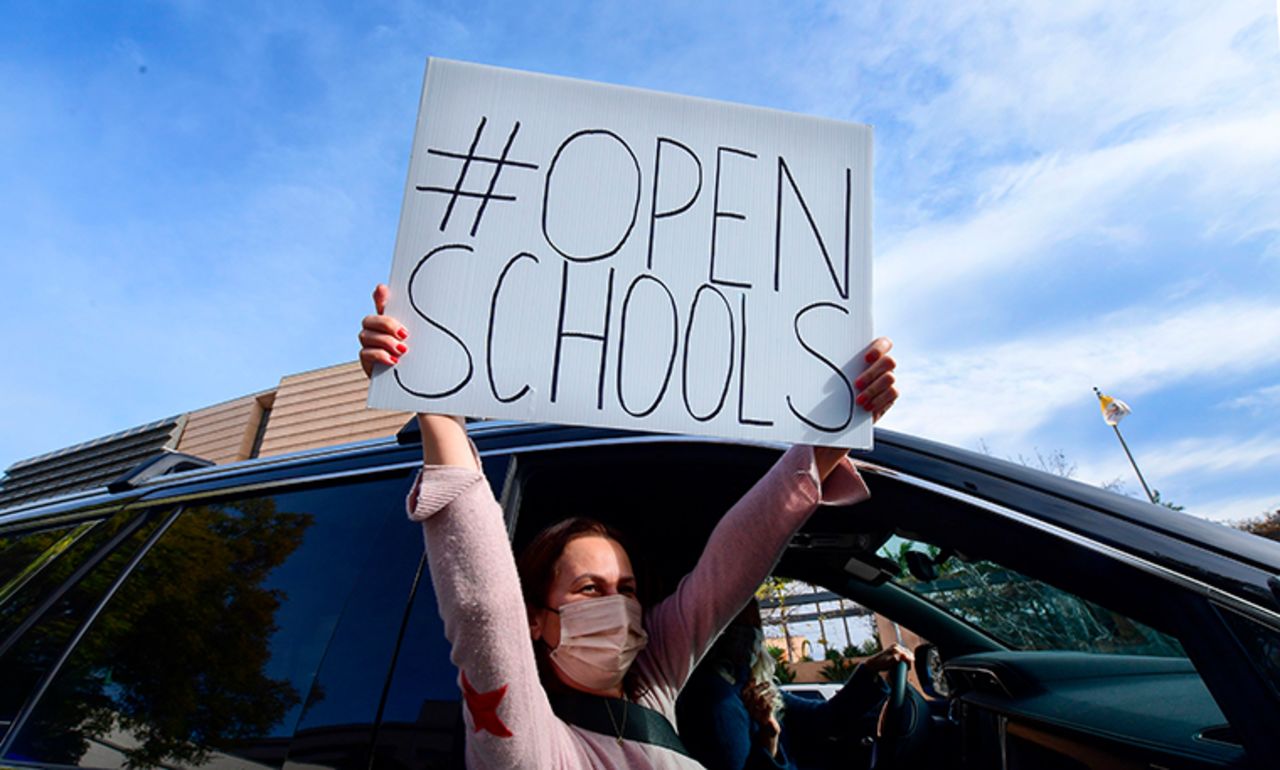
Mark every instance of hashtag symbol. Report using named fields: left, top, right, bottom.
left=416, top=117, right=539, bottom=238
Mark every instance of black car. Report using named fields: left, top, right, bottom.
left=1, top=421, right=1278, bottom=769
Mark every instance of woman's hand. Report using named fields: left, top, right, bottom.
left=854, top=337, right=898, bottom=424
left=741, top=681, right=782, bottom=757
left=861, top=642, right=914, bottom=674
left=814, top=336, right=899, bottom=478
left=358, top=284, right=475, bottom=469
left=359, top=284, right=408, bottom=378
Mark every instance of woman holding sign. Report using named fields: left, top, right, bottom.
left=359, top=283, right=899, bottom=769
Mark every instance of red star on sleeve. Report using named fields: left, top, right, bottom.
left=461, top=670, right=514, bottom=738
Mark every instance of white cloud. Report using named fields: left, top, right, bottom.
left=1075, top=434, right=1280, bottom=484
left=877, top=112, right=1280, bottom=323
left=1222, top=383, right=1280, bottom=412
left=1183, top=492, right=1280, bottom=523
left=882, top=299, right=1280, bottom=446
left=795, top=2, right=1278, bottom=173
left=769, top=2, right=1280, bottom=326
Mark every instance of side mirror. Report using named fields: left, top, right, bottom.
left=913, top=643, right=950, bottom=699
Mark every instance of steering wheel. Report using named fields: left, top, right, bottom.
left=870, top=660, right=919, bottom=770
left=889, top=660, right=909, bottom=715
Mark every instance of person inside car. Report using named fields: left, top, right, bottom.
left=358, top=283, right=899, bottom=769
left=677, top=599, right=912, bottom=769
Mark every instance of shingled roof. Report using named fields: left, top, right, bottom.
left=0, top=416, right=187, bottom=510
left=0, top=361, right=413, bottom=515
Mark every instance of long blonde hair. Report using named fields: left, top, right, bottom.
left=711, top=599, right=784, bottom=716
left=747, top=633, right=784, bottom=716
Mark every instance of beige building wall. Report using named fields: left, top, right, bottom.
left=764, top=635, right=812, bottom=664
left=176, top=393, right=269, bottom=465
left=255, top=362, right=411, bottom=458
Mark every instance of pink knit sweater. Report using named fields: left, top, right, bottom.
left=408, top=444, right=870, bottom=769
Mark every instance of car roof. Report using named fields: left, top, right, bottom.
left=3, top=421, right=1277, bottom=575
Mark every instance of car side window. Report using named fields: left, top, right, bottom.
left=3, top=473, right=411, bottom=769
left=0, top=520, right=98, bottom=603
left=365, top=550, right=466, bottom=768
left=287, top=461, right=476, bottom=769
left=878, top=535, right=1185, bottom=656
left=755, top=577, right=886, bottom=680
left=0, top=509, right=168, bottom=735
left=1218, top=606, right=1280, bottom=703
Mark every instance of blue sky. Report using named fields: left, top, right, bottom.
left=2, top=1, right=1278, bottom=523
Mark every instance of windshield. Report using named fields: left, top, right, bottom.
left=879, top=536, right=1185, bottom=657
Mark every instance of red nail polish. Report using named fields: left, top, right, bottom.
left=865, top=351, right=878, bottom=363
left=396, top=328, right=408, bottom=340
left=390, top=356, right=399, bottom=365
left=856, top=394, right=868, bottom=406
left=396, top=343, right=407, bottom=354
left=854, top=378, right=865, bottom=390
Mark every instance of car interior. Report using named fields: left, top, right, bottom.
left=510, top=440, right=1253, bottom=769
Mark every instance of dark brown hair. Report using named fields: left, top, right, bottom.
left=515, top=517, right=633, bottom=608
left=516, top=516, right=646, bottom=699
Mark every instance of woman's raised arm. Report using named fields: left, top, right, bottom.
left=359, top=283, right=478, bottom=470
left=641, top=338, right=898, bottom=700
left=359, top=283, right=561, bottom=767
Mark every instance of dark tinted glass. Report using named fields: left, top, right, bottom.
left=0, top=520, right=97, bottom=604
left=0, top=510, right=164, bottom=731
left=368, top=552, right=464, bottom=769
left=286, top=470, right=432, bottom=769
left=1220, top=606, right=1280, bottom=703
left=5, top=474, right=410, bottom=769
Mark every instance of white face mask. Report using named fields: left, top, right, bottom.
left=548, top=594, right=648, bottom=692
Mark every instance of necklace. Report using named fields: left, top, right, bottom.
left=604, top=698, right=629, bottom=746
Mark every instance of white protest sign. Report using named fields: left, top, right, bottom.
left=369, top=59, right=874, bottom=448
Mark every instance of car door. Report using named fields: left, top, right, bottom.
left=0, top=467, right=424, bottom=769
left=797, top=441, right=1280, bottom=768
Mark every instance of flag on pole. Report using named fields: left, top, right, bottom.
left=1092, top=387, right=1155, bottom=503
left=1095, top=388, right=1132, bottom=427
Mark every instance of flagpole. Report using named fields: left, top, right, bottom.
left=1093, top=386, right=1157, bottom=504
left=1111, top=423, right=1156, bottom=504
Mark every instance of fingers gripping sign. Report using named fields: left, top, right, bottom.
left=854, top=338, right=899, bottom=423
left=358, top=284, right=408, bottom=377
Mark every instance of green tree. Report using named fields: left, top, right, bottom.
left=767, top=645, right=796, bottom=684
left=820, top=630, right=886, bottom=682
left=1150, top=489, right=1185, bottom=512
left=757, top=576, right=797, bottom=664
left=819, top=648, right=855, bottom=682
left=1236, top=508, right=1280, bottom=542
left=979, top=439, right=1184, bottom=509
left=849, top=628, right=883, bottom=657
